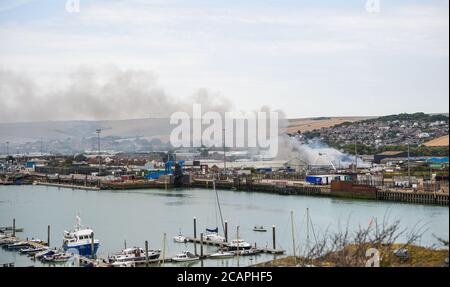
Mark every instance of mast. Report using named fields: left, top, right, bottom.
left=291, top=210, right=297, bottom=264
left=306, top=208, right=310, bottom=251
left=213, top=177, right=225, bottom=234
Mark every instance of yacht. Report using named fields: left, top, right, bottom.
left=62, top=215, right=100, bottom=257
left=172, top=251, right=199, bottom=262
left=210, top=250, right=234, bottom=258
left=173, top=232, right=187, bottom=243
left=109, top=247, right=161, bottom=264
left=226, top=239, right=252, bottom=251
left=202, top=228, right=226, bottom=244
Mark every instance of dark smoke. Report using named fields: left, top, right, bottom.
left=0, top=66, right=233, bottom=123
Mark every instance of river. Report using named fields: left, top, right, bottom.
left=0, top=185, right=448, bottom=267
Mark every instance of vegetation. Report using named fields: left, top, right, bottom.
left=363, top=112, right=448, bottom=123
left=256, top=215, right=448, bottom=267
left=333, top=143, right=449, bottom=157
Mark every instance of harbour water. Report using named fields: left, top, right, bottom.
left=0, top=185, right=448, bottom=267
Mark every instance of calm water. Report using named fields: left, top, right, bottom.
left=0, top=185, right=448, bottom=267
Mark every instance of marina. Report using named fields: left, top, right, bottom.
left=0, top=184, right=448, bottom=267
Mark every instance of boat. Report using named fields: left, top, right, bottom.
left=112, top=261, right=136, bottom=267
left=108, top=247, right=161, bottom=264
left=202, top=179, right=226, bottom=244
left=34, top=249, right=58, bottom=260
left=0, top=238, right=17, bottom=246
left=172, top=251, right=199, bottom=262
left=62, top=215, right=100, bottom=257
left=226, top=239, right=252, bottom=251
left=209, top=250, right=235, bottom=258
left=20, top=246, right=48, bottom=255
left=29, top=238, right=45, bottom=244
left=173, top=234, right=187, bottom=243
left=202, top=227, right=226, bottom=243
left=42, top=252, right=74, bottom=263
left=232, top=249, right=262, bottom=256
left=7, top=241, right=31, bottom=250
left=253, top=225, right=267, bottom=232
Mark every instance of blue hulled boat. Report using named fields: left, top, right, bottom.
left=62, top=215, right=100, bottom=258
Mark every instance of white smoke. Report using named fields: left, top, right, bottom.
left=278, top=135, right=370, bottom=168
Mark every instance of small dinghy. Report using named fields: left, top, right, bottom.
left=253, top=225, right=267, bottom=232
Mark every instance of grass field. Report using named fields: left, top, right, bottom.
left=423, top=135, right=449, bottom=147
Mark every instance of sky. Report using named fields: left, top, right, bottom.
left=0, top=0, right=448, bottom=122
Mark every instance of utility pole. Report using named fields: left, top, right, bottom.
left=223, top=128, right=226, bottom=175
left=354, top=139, right=357, bottom=173
left=96, top=129, right=101, bottom=175
left=407, top=143, right=411, bottom=188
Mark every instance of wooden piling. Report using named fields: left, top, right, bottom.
left=200, top=232, right=204, bottom=257
left=47, top=225, right=51, bottom=247
left=193, top=217, right=197, bottom=255
left=272, top=225, right=276, bottom=250
left=145, top=240, right=149, bottom=267
left=224, top=220, right=228, bottom=243
left=91, top=232, right=95, bottom=259
left=12, top=218, right=15, bottom=237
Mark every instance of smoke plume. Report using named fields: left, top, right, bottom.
left=0, top=66, right=233, bottom=123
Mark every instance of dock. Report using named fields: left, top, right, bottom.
left=184, top=236, right=285, bottom=255
left=35, top=182, right=100, bottom=191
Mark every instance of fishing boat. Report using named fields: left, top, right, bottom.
left=172, top=251, right=199, bottom=262
left=253, top=225, right=267, bottom=232
left=209, top=250, right=235, bottom=258
left=62, top=215, right=100, bottom=257
left=226, top=239, right=252, bottom=251
left=108, top=247, right=161, bottom=264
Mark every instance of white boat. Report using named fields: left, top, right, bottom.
left=109, top=247, right=160, bottom=264
left=209, top=250, right=235, bottom=258
left=42, top=252, right=74, bottom=263
left=232, top=249, right=261, bottom=256
left=172, top=251, right=199, bottom=262
left=202, top=230, right=226, bottom=244
left=62, top=215, right=100, bottom=257
left=20, top=246, right=48, bottom=254
left=112, top=261, right=136, bottom=267
left=173, top=233, right=187, bottom=243
left=227, top=239, right=252, bottom=251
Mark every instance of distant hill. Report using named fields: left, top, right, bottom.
left=286, top=116, right=374, bottom=134
left=423, top=135, right=449, bottom=147
left=0, top=118, right=172, bottom=144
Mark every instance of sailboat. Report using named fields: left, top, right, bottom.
left=202, top=178, right=226, bottom=244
